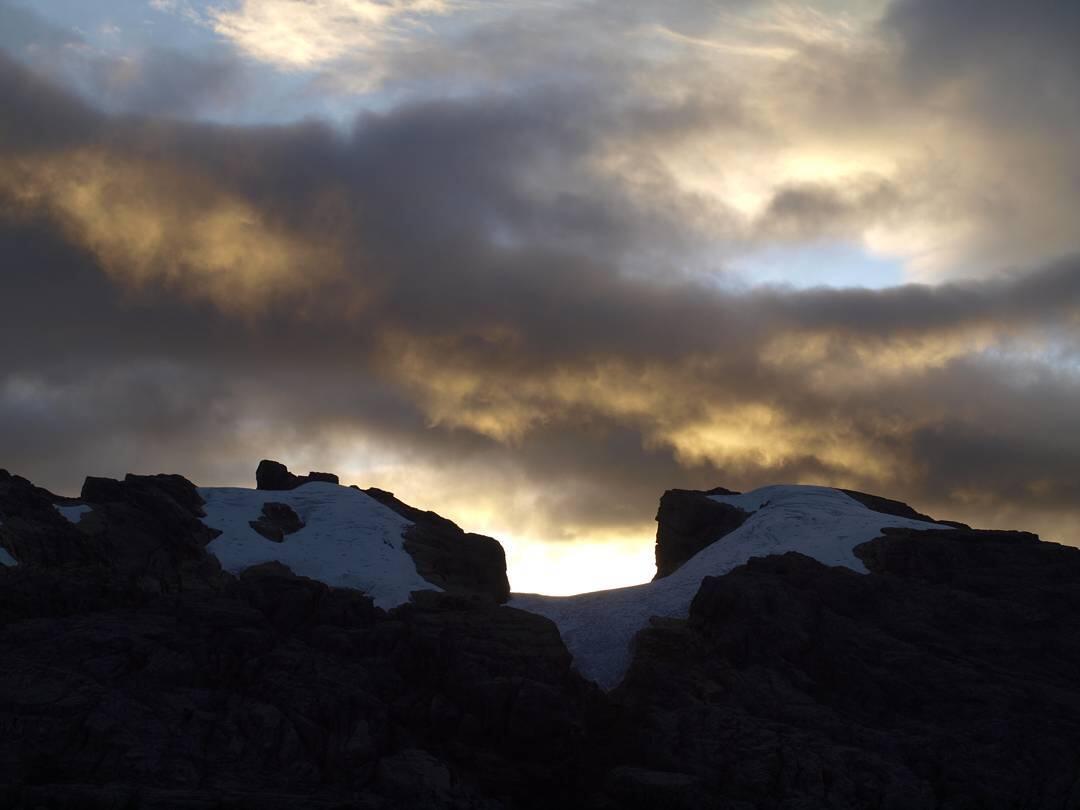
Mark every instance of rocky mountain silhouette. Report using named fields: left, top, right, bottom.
left=1, top=462, right=1079, bottom=809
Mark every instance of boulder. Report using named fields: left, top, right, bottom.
left=255, top=459, right=300, bottom=491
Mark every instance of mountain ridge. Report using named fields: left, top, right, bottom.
left=2, top=462, right=1079, bottom=809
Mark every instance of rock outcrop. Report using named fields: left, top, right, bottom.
left=248, top=501, right=304, bottom=542
left=3, top=468, right=1080, bottom=809
left=652, top=487, right=748, bottom=579
left=365, top=487, right=511, bottom=604
left=1, top=469, right=224, bottom=593
left=255, top=459, right=340, bottom=491
left=614, top=526, right=1080, bottom=809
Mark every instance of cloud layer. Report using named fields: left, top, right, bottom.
left=1, top=0, right=1079, bottom=587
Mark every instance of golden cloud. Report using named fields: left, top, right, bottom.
left=0, top=147, right=340, bottom=312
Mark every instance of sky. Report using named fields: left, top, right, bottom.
left=1, top=0, right=1079, bottom=595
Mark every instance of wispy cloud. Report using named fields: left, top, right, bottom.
left=1, top=0, right=1079, bottom=584
left=207, top=0, right=456, bottom=68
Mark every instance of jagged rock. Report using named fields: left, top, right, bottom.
left=615, top=530, right=1080, bottom=809
left=840, top=488, right=970, bottom=529
left=5, top=469, right=1080, bottom=809
left=652, top=486, right=970, bottom=581
left=0, top=469, right=98, bottom=568
left=126, top=473, right=209, bottom=516
left=76, top=473, right=225, bottom=592
left=248, top=502, right=304, bottom=543
left=365, top=487, right=510, bottom=603
left=652, top=488, right=748, bottom=579
left=0, top=553, right=600, bottom=809
left=256, top=460, right=340, bottom=491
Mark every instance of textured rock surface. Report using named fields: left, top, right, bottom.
left=365, top=487, right=511, bottom=604
left=840, top=489, right=970, bottom=529
left=248, top=501, right=305, bottom=543
left=255, top=460, right=340, bottom=491
left=652, top=487, right=749, bottom=579
left=3, top=469, right=1080, bottom=809
left=0, top=531, right=599, bottom=809
left=653, top=485, right=970, bottom=581
left=614, top=528, right=1080, bottom=809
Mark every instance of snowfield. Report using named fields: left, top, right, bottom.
left=199, top=483, right=439, bottom=609
left=511, top=485, right=953, bottom=690
left=55, top=503, right=93, bottom=524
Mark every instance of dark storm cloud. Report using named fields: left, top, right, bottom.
left=886, top=0, right=1080, bottom=121
left=1, top=5, right=1079, bottom=547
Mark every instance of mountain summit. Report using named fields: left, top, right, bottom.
left=1, top=463, right=1078, bottom=809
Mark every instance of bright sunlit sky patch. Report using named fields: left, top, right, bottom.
left=727, top=241, right=905, bottom=289
left=2, top=0, right=1079, bottom=593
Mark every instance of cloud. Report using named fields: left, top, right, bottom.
left=0, top=145, right=341, bottom=312
left=207, top=0, right=454, bottom=74
left=1, top=1, right=1079, bottom=573
left=0, top=0, right=248, bottom=118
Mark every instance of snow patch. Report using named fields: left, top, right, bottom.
left=511, top=485, right=953, bottom=690
left=55, top=504, right=93, bottom=524
left=0, top=545, right=16, bottom=567
left=198, top=482, right=439, bottom=609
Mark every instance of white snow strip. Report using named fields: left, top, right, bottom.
left=55, top=504, right=93, bottom=524
left=0, top=545, right=16, bottom=567
left=511, top=485, right=953, bottom=691
left=198, top=482, right=439, bottom=609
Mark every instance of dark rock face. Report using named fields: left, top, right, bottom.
left=615, top=528, right=1080, bottom=809
left=0, top=469, right=98, bottom=569
left=255, top=459, right=297, bottom=490
left=840, top=488, right=970, bottom=529
left=256, top=459, right=340, bottom=491
left=653, top=488, right=749, bottom=579
left=0, top=556, right=601, bottom=809
left=5, top=469, right=1080, bottom=809
left=365, top=487, right=511, bottom=604
left=77, top=473, right=225, bottom=593
left=249, top=502, right=304, bottom=543
left=653, top=486, right=969, bottom=581
left=2, top=469, right=222, bottom=594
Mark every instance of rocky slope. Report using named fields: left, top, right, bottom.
left=2, top=468, right=1079, bottom=808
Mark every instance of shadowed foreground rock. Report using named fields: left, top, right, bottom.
left=614, top=527, right=1080, bottom=809
left=3, top=470, right=1080, bottom=809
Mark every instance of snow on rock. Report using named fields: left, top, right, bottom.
left=199, top=482, right=439, bottom=609
left=54, top=504, right=93, bottom=524
left=511, top=485, right=953, bottom=690
left=0, top=545, right=16, bottom=567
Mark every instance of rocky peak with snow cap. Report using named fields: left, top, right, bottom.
left=3, top=467, right=1080, bottom=809
left=514, top=484, right=964, bottom=690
